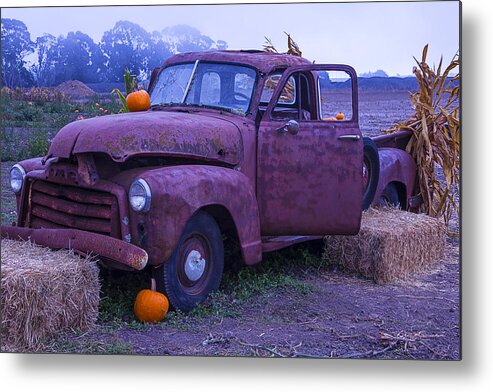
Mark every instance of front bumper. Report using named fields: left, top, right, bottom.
left=1, top=226, right=148, bottom=270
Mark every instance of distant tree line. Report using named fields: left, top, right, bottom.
left=1, top=18, right=228, bottom=88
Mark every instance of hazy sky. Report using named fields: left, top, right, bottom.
left=2, top=1, right=460, bottom=76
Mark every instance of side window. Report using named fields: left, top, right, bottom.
left=261, top=73, right=296, bottom=104
left=200, top=72, right=221, bottom=105
left=270, top=73, right=313, bottom=121
left=318, top=70, right=354, bottom=121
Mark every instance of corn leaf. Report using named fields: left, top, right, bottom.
left=382, top=45, right=460, bottom=233
left=111, top=88, right=129, bottom=112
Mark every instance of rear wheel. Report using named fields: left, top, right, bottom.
left=379, top=183, right=401, bottom=208
left=362, top=137, right=380, bottom=210
left=156, top=211, right=224, bottom=312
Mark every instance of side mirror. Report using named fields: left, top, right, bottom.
left=277, top=119, right=299, bottom=135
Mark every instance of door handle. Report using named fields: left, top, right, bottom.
left=338, top=134, right=361, bottom=141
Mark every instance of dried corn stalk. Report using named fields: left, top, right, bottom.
left=262, top=33, right=301, bottom=102
left=263, top=32, right=302, bottom=57
left=286, top=33, right=302, bottom=56
left=263, top=74, right=295, bottom=103
left=383, top=45, right=460, bottom=231
left=263, top=37, right=279, bottom=54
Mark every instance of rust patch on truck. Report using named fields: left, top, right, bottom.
left=47, top=111, right=243, bottom=165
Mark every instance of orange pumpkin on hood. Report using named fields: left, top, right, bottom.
left=126, top=90, right=151, bottom=112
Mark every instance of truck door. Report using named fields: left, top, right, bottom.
left=257, top=64, right=363, bottom=236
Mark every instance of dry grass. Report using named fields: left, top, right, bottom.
left=383, top=45, right=460, bottom=231
left=1, top=239, right=100, bottom=352
left=323, top=208, right=446, bottom=284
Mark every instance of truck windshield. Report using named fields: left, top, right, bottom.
left=150, top=62, right=257, bottom=115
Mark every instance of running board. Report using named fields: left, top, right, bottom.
left=261, top=235, right=322, bottom=253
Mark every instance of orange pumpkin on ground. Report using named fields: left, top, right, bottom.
left=336, top=112, right=345, bottom=120
left=126, top=90, right=151, bottom=112
left=134, top=278, right=169, bottom=323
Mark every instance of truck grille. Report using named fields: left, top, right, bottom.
left=27, top=180, right=120, bottom=237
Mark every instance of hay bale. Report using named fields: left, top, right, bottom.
left=1, top=239, right=100, bottom=352
left=323, top=208, right=446, bottom=284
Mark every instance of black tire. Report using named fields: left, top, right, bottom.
left=379, top=183, right=401, bottom=208
left=156, top=211, right=224, bottom=312
left=362, top=137, right=380, bottom=210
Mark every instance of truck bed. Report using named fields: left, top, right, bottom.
left=371, top=129, right=412, bottom=150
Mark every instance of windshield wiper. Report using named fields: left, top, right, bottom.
left=150, top=102, right=245, bottom=116
left=150, top=103, right=174, bottom=110
left=196, top=104, right=246, bottom=116
left=150, top=103, right=195, bottom=113
left=181, top=60, right=199, bottom=103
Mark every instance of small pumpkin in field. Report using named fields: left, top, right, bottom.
left=126, top=90, right=151, bottom=112
left=134, top=278, right=169, bottom=323
left=336, top=112, right=345, bottom=120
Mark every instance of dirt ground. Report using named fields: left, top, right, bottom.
left=41, top=237, right=458, bottom=359
left=59, top=243, right=459, bottom=359
left=0, top=91, right=460, bottom=359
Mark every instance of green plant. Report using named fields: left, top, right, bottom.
left=0, top=91, right=124, bottom=162
left=111, top=68, right=137, bottom=112
left=26, top=129, right=51, bottom=157
left=188, top=291, right=241, bottom=318
left=98, top=269, right=150, bottom=323
left=1, top=126, right=52, bottom=162
left=221, top=266, right=314, bottom=302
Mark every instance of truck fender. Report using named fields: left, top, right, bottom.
left=371, top=148, right=417, bottom=209
left=13, top=157, right=45, bottom=216
left=133, top=165, right=262, bottom=267
left=17, top=156, right=45, bottom=173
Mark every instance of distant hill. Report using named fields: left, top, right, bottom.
left=359, top=69, right=389, bottom=78
left=358, top=77, right=418, bottom=92
left=326, top=76, right=459, bottom=92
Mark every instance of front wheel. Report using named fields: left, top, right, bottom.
left=156, top=211, right=224, bottom=312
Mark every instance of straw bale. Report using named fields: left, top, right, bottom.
left=323, top=208, right=446, bottom=284
left=1, top=239, right=100, bottom=352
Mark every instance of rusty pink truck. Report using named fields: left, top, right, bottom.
left=4, top=50, right=420, bottom=311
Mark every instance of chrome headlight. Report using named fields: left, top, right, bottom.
left=129, top=179, right=151, bottom=212
left=10, top=164, right=26, bottom=194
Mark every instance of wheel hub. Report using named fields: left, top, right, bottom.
left=184, top=250, right=206, bottom=282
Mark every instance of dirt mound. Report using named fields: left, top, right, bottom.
left=55, top=80, right=97, bottom=99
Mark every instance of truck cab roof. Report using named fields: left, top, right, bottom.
left=163, top=50, right=312, bottom=74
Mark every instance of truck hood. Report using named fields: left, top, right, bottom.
left=47, top=110, right=243, bottom=165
